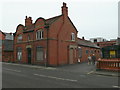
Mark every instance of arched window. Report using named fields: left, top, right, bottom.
left=36, top=30, right=43, bottom=40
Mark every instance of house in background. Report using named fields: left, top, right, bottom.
left=13, top=2, right=78, bottom=66
left=95, top=40, right=116, bottom=48
left=77, top=37, right=101, bottom=62
left=101, top=38, right=120, bottom=58
left=97, top=38, right=120, bottom=71
left=0, top=30, right=5, bottom=61
left=90, top=37, right=107, bottom=43
left=0, top=30, right=14, bottom=62
left=0, top=30, right=5, bottom=40
left=90, top=37, right=116, bottom=48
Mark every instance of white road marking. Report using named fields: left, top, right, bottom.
left=113, top=85, right=120, bottom=88
left=87, top=71, right=94, bottom=74
left=3, top=68, right=21, bottom=72
left=34, top=73, right=77, bottom=82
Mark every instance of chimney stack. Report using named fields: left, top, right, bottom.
left=25, top=16, right=33, bottom=27
left=61, top=2, right=68, bottom=16
left=10, top=32, right=12, bottom=35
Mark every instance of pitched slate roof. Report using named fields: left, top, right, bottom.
left=3, top=40, right=13, bottom=51
left=24, top=15, right=62, bottom=32
left=46, top=15, right=62, bottom=25
left=77, top=38, right=100, bottom=49
left=23, top=24, right=34, bottom=33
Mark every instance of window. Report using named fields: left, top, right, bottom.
left=71, top=33, right=75, bottom=41
left=86, top=50, right=89, bottom=54
left=91, top=50, right=93, bottom=54
left=78, top=47, right=82, bottom=58
left=17, top=34, right=22, bottom=42
left=17, top=47, right=22, bottom=60
left=36, top=30, right=43, bottom=40
left=110, top=50, right=116, bottom=58
left=94, top=50, right=96, bottom=53
left=36, top=46, right=44, bottom=61
left=98, top=50, right=99, bottom=53
left=94, top=39, right=97, bottom=42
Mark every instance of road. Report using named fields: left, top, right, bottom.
left=2, top=62, right=119, bottom=88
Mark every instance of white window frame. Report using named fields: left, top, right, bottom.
left=36, top=30, right=43, bottom=40
left=71, top=33, right=75, bottom=41
left=17, top=47, right=22, bottom=61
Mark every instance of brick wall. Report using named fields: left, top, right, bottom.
left=78, top=46, right=101, bottom=62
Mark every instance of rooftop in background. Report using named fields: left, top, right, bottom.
left=77, top=37, right=100, bottom=49
left=94, top=39, right=117, bottom=48
left=116, top=37, right=120, bottom=45
left=0, top=30, right=13, bottom=40
left=4, top=32, right=13, bottom=40
left=90, top=37, right=107, bottom=43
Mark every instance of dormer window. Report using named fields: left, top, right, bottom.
left=36, top=30, right=43, bottom=40
left=71, top=33, right=75, bottom=41
left=17, top=34, right=22, bottom=42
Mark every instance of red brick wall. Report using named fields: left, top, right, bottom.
left=0, top=31, right=5, bottom=40
left=14, top=23, right=48, bottom=64
left=47, top=16, right=78, bottom=66
left=13, top=3, right=78, bottom=66
left=14, top=15, right=78, bottom=66
left=3, top=51, right=13, bottom=62
left=95, top=41, right=116, bottom=48
left=78, top=46, right=101, bottom=62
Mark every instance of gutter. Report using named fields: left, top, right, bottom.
left=45, top=24, right=49, bottom=67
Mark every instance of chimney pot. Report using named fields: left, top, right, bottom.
left=82, top=37, right=85, bottom=40
left=25, top=16, right=32, bottom=27
left=26, top=16, right=27, bottom=19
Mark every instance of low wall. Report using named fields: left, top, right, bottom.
left=96, top=58, right=120, bottom=72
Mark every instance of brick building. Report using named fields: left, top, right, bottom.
left=0, top=30, right=5, bottom=61
left=95, top=40, right=116, bottom=48
left=13, top=2, right=78, bottom=66
left=0, top=30, right=14, bottom=62
left=77, top=37, right=101, bottom=62
left=90, top=37, right=116, bottom=48
left=0, top=30, right=5, bottom=40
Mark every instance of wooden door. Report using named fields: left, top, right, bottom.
left=69, top=48, right=73, bottom=64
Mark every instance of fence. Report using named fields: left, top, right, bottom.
left=96, top=58, right=120, bottom=72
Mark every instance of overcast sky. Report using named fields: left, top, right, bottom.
left=0, top=0, right=119, bottom=40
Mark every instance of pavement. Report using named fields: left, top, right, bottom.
left=57, top=62, right=120, bottom=77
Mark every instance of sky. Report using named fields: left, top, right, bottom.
left=0, top=0, right=119, bottom=40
